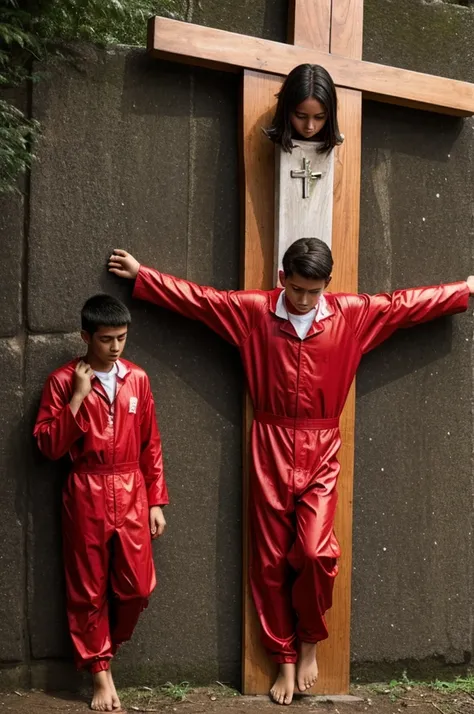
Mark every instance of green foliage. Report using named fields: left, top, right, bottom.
left=0, top=0, right=180, bottom=193
left=367, top=672, right=474, bottom=702
left=25, top=0, right=181, bottom=48
left=0, top=98, right=38, bottom=193
left=160, top=681, right=193, bottom=701
left=432, top=676, right=474, bottom=694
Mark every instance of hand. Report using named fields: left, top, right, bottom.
left=467, top=276, right=474, bottom=294
left=73, top=360, right=93, bottom=399
left=108, top=249, right=140, bottom=279
left=149, top=506, right=166, bottom=539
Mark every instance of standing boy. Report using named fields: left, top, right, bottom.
left=34, top=294, right=168, bottom=712
left=109, top=239, right=473, bottom=706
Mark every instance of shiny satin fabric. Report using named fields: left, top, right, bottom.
left=134, top=266, right=469, bottom=663
left=34, top=359, right=168, bottom=671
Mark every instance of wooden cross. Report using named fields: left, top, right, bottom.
left=146, top=0, right=474, bottom=697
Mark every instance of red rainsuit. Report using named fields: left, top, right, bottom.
left=133, top=266, right=469, bottom=663
left=34, top=358, right=168, bottom=673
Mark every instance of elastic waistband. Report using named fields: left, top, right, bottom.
left=72, top=461, right=140, bottom=475
left=254, top=411, right=339, bottom=430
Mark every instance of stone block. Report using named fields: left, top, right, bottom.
left=352, top=101, right=474, bottom=664
left=0, top=338, right=26, bottom=662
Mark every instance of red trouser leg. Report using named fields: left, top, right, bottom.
left=249, top=423, right=341, bottom=663
left=62, top=470, right=156, bottom=672
left=249, top=423, right=298, bottom=663
left=109, top=502, right=156, bottom=653
left=288, top=485, right=340, bottom=643
left=249, top=494, right=298, bottom=664
left=62, top=473, right=114, bottom=673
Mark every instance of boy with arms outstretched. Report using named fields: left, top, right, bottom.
left=109, top=240, right=473, bottom=706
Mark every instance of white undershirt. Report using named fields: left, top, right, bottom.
left=287, top=307, right=317, bottom=340
left=275, top=291, right=330, bottom=340
left=93, top=362, right=118, bottom=403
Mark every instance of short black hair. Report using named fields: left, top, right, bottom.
left=81, top=294, right=131, bottom=335
left=265, top=64, right=343, bottom=154
left=282, top=238, right=333, bottom=280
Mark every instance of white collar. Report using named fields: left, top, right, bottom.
left=275, top=291, right=330, bottom=322
left=116, top=359, right=128, bottom=379
left=93, top=360, right=127, bottom=378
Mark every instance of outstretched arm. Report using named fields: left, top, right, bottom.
left=108, top=249, right=264, bottom=347
left=342, top=277, right=473, bottom=354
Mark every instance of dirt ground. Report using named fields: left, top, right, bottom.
left=1, top=682, right=474, bottom=714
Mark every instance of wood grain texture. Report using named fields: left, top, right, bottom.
left=240, top=71, right=280, bottom=293
left=240, top=0, right=362, bottom=695
left=240, top=87, right=361, bottom=697
left=240, top=69, right=282, bottom=695
left=147, top=16, right=474, bottom=116
left=330, top=0, right=363, bottom=58
left=275, top=142, right=335, bottom=281
left=317, top=87, right=362, bottom=694
left=288, top=0, right=331, bottom=50
left=240, top=1, right=363, bottom=695
left=315, top=6, right=363, bottom=692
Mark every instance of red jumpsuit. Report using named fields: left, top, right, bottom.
left=34, top=358, right=168, bottom=673
left=133, top=267, right=469, bottom=663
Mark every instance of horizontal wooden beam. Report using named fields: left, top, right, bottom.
left=147, top=17, right=474, bottom=116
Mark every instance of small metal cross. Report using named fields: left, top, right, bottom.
left=290, top=158, right=322, bottom=199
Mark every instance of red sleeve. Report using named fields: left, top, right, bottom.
left=133, top=265, right=264, bottom=347
left=341, top=281, right=470, bottom=354
left=139, top=376, right=168, bottom=507
left=33, top=374, right=89, bottom=460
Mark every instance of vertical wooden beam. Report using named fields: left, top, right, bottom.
left=316, top=0, right=363, bottom=693
left=288, top=0, right=331, bottom=50
left=240, top=71, right=280, bottom=293
left=241, top=69, right=283, bottom=695
left=242, top=0, right=363, bottom=696
left=285, top=0, right=362, bottom=693
left=330, top=0, right=363, bottom=58
left=316, top=88, right=361, bottom=695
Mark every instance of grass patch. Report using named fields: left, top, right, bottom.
left=431, top=676, right=474, bottom=694
left=160, top=681, right=193, bottom=701
left=366, top=672, right=474, bottom=702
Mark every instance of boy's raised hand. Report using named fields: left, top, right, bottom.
left=108, top=249, right=140, bottom=280
left=70, top=360, right=94, bottom=416
left=149, top=506, right=166, bottom=539
left=74, top=360, right=94, bottom=399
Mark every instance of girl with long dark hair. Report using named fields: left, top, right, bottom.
left=265, top=63, right=343, bottom=153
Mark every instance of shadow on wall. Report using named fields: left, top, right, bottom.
left=362, top=101, right=464, bottom=160
left=358, top=317, right=455, bottom=397
left=25, top=334, right=84, bottom=689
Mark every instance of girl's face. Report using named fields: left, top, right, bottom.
left=290, top=96, right=327, bottom=139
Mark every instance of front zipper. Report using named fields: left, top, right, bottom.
left=292, top=341, right=303, bottom=486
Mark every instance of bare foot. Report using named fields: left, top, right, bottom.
left=296, top=642, right=318, bottom=692
left=107, top=668, right=122, bottom=711
left=91, top=670, right=113, bottom=712
left=270, top=663, right=296, bottom=705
